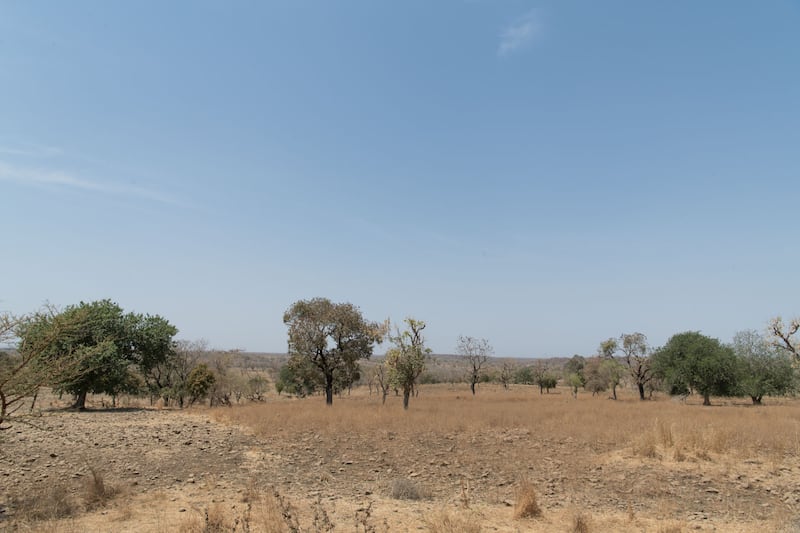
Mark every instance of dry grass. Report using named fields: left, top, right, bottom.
left=84, top=467, right=120, bottom=510
left=424, top=509, right=482, bottom=533
left=571, top=511, right=591, bottom=533
left=179, top=487, right=339, bottom=533
left=513, top=479, right=542, bottom=519
left=213, top=386, right=800, bottom=463
left=10, top=482, right=78, bottom=522
left=388, top=478, right=428, bottom=500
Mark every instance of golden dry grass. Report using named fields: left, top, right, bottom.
left=214, top=385, right=800, bottom=463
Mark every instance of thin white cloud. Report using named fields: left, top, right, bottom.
left=0, top=161, right=186, bottom=206
left=498, top=10, right=541, bottom=57
left=0, top=144, right=64, bottom=158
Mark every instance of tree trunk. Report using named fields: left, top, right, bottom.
left=381, top=390, right=387, bottom=405
left=751, top=396, right=762, bottom=405
left=637, top=383, right=645, bottom=401
left=73, top=390, right=87, bottom=410
left=403, top=387, right=410, bottom=410
left=470, top=381, right=476, bottom=395
left=702, top=392, right=711, bottom=406
left=612, top=385, right=618, bottom=400
left=29, top=389, right=39, bottom=412
left=325, top=378, right=334, bottom=406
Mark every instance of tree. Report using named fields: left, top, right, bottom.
left=2, top=308, right=100, bottom=429
left=599, top=333, right=653, bottom=400
left=583, top=357, right=608, bottom=396
left=17, top=300, right=177, bottom=409
left=283, top=298, right=382, bottom=406
left=372, top=362, right=391, bottom=404
left=567, top=373, right=583, bottom=398
left=514, top=366, right=535, bottom=385
left=563, top=355, right=586, bottom=386
left=651, top=331, right=738, bottom=406
left=143, top=339, right=206, bottom=407
left=600, top=358, right=625, bottom=400
left=499, top=361, right=513, bottom=390
left=385, top=318, right=431, bottom=410
left=187, top=363, right=215, bottom=405
left=538, top=374, right=558, bottom=393
left=456, top=335, right=493, bottom=395
left=769, top=317, right=800, bottom=362
left=277, top=358, right=319, bottom=397
left=732, top=330, right=797, bottom=405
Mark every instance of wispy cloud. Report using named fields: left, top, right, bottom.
left=0, top=144, right=64, bottom=158
left=0, top=160, right=186, bottom=206
left=498, top=10, right=541, bottom=57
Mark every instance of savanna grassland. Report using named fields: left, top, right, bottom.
left=3, top=385, right=800, bottom=532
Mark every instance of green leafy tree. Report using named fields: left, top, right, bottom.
left=651, top=331, right=738, bottom=406
left=563, top=355, right=586, bottom=386
left=18, top=300, right=177, bottom=409
left=539, top=374, right=558, bottom=393
left=600, top=358, right=625, bottom=400
left=733, top=330, right=797, bottom=405
left=277, top=358, right=319, bottom=397
left=385, top=318, right=431, bottom=410
left=456, top=335, right=493, bottom=395
left=567, top=373, right=583, bottom=398
left=513, top=366, right=535, bottom=385
left=187, top=363, right=215, bottom=405
left=2, top=307, right=101, bottom=428
left=283, top=298, right=382, bottom=405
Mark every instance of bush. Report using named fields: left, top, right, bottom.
left=389, top=478, right=428, bottom=500
left=513, top=479, right=542, bottom=519
left=10, top=483, right=78, bottom=521
left=187, top=363, right=216, bottom=405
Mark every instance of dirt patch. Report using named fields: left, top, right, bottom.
left=2, top=389, right=800, bottom=531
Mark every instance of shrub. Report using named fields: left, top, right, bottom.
left=11, top=482, right=77, bottom=521
left=389, top=478, right=428, bottom=500
left=513, top=479, right=542, bottom=519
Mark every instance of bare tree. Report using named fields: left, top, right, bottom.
left=499, top=360, right=514, bottom=390
left=372, top=362, right=391, bottom=404
left=457, top=336, right=493, bottom=395
left=769, top=317, right=800, bottom=362
left=599, top=333, right=653, bottom=400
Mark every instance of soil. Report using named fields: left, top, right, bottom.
left=2, top=402, right=799, bottom=532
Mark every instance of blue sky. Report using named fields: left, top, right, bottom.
left=2, top=1, right=799, bottom=357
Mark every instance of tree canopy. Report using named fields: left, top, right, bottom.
left=651, top=331, right=738, bottom=406
left=732, top=330, right=797, bottom=404
left=385, top=318, right=431, bottom=410
left=17, top=300, right=177, bottom=409
left=283, top=298, right=382, bottom=405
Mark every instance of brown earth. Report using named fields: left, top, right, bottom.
left=2, top=387, right=800, bottom=532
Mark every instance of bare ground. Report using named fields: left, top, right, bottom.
left=2, top=390, right=800, bottom=532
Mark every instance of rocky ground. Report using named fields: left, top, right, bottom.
left=1, top=403, right=799, bottom=531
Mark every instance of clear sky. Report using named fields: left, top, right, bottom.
left=2, top=1, right=799, bottom=357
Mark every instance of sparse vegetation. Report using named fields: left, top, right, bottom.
left=384, top=318, right=431, bottom=409
left=513, top=479, right=542, bottom=519
left=456, top=335, right=493, bottom=395
left=388, top=478, right=428, bottom=500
